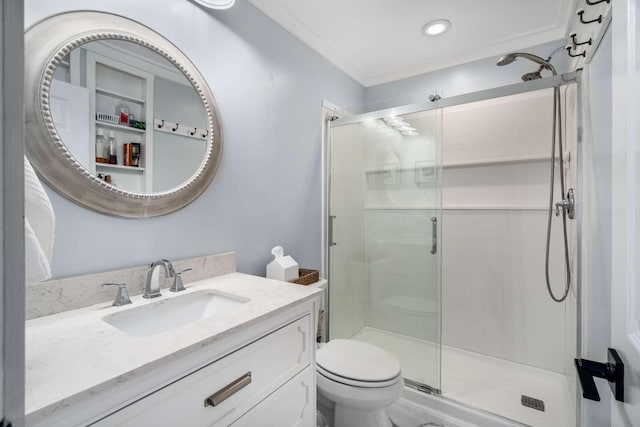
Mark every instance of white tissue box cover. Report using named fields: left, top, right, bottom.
left=266, top=256, right=298, bottom=282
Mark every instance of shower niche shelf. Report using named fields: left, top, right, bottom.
left=363, top=155, right=556, bottom=173
left=364, top=206, right=547, bottom=211
left=443, top=154, right=556, bottom=168
left=443, top=206, right=548, bottom=211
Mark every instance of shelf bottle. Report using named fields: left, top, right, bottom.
left=107, top=131, right=118, bottom=165
left=95, top=128, right=108, bottom=163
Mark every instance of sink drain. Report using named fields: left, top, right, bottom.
left=521, top=395, right=545, bottom=412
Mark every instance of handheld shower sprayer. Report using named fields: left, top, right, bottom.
left=495, top=46, right=573, bottom=303
left=522, top=70, right=543, bottom=81
left=495, top=51, right=558, bottom=81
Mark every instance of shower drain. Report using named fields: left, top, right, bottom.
left=521, top=395, right=545, bottom=412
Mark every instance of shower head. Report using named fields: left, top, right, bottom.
left=496, top=53, right=518, bottom=66
left=496, top=51, right=558, bottom=77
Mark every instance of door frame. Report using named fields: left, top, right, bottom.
left=1, top=1, right=25, bottom=426
left=320, top=99, right=349, bottom=281
left=579, top=11, right=614, bottom=426
left=610, top=0, right=640, bottom=424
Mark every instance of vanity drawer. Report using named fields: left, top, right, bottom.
left=92, top=315, right=311, bottom=426
left=231, top=367, right=315, bottom=427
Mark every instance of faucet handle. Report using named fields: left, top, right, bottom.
left=170, top=268, right=192, bottom=293
left=101, top=283, right=132, bottom=307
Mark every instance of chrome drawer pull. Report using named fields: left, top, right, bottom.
left=204, top=372, right=252, bottom=407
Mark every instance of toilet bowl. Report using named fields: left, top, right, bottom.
left=316, top=339, right=403, bottom=427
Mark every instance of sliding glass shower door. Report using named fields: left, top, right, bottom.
left=328, top=108, right=442, bottom=391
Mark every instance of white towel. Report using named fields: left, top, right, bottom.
left=24, top=157, right=55, bottom=284
left=25, top=218, right=51, bottom=284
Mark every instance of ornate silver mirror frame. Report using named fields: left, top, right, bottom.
left=25, top=11, right=223, bottom=218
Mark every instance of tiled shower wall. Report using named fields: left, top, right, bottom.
left=441, top=89, right=576, bottom=375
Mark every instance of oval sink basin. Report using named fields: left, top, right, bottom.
left=102, top=290, right=249, bottom=337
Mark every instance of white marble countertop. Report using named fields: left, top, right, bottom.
left=25, top=272, right=322, bottom=425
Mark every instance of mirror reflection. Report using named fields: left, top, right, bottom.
left=50, top=40, right=208, bottom=194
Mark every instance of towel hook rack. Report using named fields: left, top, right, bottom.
left=585, top=0, right=610, bottom=5
left=577, top=10, right=603, bottom=25
left=202, top=129, right=209, bottom=138
left=157, top=119, right=164, bottom=129
left=172, top=122, right=179, bottom=132
left=190, top=127, right=197, bottom=136
left=566, top=46, right=586, bottom=58
left=571, top=33, right=592, bottom=47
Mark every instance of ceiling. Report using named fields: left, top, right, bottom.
left=248, top=0, right=575, bottom=87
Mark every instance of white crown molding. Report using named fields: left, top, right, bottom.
left=250, top=0, right=576, bottom=87
left=361, top=27, right=568, bottom=87
left=250, top=0, right=368, bottom=83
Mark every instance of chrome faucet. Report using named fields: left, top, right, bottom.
left=144, top=259, right=175, bottom=299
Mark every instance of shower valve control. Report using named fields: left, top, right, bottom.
left=555, top=188, right=575, bottom=219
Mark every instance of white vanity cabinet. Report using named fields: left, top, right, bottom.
left=25, top=273, right=322, bottom=427
left=91, top=314, right=315, bottom=427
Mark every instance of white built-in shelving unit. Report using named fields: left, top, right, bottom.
left=87, top=49, right=154, bottom=193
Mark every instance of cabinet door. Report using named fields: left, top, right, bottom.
left=91, top=315, right=311, bottom=427
left=230, top=368, right=315, bottom=427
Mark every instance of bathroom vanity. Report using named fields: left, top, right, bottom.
left=22, top=10, right=323, bottom=426
left=25, top=271, right=321, bottom=427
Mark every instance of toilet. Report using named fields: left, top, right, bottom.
left=316, top=339, right=403, bottom=427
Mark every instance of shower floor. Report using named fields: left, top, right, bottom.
left=352, top=327, right=575, bottom=427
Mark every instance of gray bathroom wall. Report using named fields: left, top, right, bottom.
left=362, top=39, right=569, bottom=111
left=581, top=26, right=612, bottom=427
left=26, top=0, right=365, bottom=278
left=153, top=77, right=208, bottom=192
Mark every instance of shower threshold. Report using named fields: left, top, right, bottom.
left=352, top=327, right=575, bottom=427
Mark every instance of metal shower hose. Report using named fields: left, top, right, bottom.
left=545, top=86, right=571, bottom=302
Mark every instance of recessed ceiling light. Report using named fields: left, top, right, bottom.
left=422, top=19, right=451, bottom=37
left=192, top=0, right=235, bottom=9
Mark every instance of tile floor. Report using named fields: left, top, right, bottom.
left=388, top=398, right=474, bottom=427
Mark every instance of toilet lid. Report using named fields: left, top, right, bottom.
left=316, top=339, right=401, bottom=383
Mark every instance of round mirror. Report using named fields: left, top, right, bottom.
left=25, top=12, right=223, bottom=217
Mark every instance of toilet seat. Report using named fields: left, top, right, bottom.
left=316, top=339, right=402, bottom=388
left=317, top=364, right=401, bottom=388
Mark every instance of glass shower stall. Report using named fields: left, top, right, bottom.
left=325, top=75, right=579, bottom=426
left=328, top=108, right=442, bottom=392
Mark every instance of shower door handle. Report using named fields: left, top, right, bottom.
left=328, top=215, right=336, bottom=246
left=431, top=217, right=437, bottom=254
